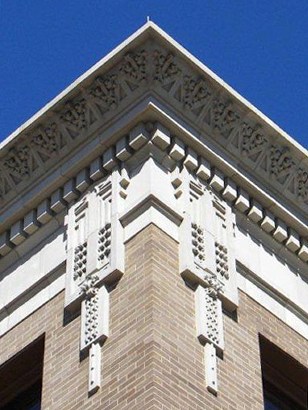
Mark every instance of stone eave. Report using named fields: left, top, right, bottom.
left=0, top=100, right=307, bottom=266
left=0, top=22, right=154, bottom=152
left=2, top=22, right=306, bottom=157
left=0, top=22, right=307, bottom=240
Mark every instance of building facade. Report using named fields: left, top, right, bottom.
left=0, top=22, right=307, bottom=409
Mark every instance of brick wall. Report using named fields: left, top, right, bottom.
left=0, top=224, right=307, bottom=409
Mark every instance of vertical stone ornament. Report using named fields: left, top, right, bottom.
left=178, top=168, right=238, bottom=393
left=204, top=343, right=218, bottom=395
left=80, top=285, right=109, bottom=395
left=65, top=168, right=125, bottom=394
left=88, top=342, right=101, bottom=395
left=65, top=171, right=124, bottom=309
left=80, top=285, right=109, bottom=352
left=195, top=284, right=224, bottom=395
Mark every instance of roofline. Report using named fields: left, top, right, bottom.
left=1, top=21, right=307, bottom=157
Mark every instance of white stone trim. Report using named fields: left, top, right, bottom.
left=1, top=121, right=306, bottom=266
left=0, top=267, right=65, bottom=336
left=238, top=267, right=308, bottom=339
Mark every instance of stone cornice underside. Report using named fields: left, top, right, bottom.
left=0, top=26, right=307, bottom=232
left=0, top=120, right=307, bottom=267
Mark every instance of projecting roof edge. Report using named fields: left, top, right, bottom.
left=1, top=21, right=306, bottom=156
left=0, top=22, right=307, bottom=223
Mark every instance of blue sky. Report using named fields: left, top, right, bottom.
left=0, top=1, right=307, bottom=147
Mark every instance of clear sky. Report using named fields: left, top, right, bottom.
left=0, top=0, right=307, bottom=148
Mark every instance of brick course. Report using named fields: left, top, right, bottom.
left=0, top=224, right=307, bottom=409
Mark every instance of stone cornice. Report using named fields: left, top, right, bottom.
left=0, top=22, right=307, bottom=232
left=0, top=119, right=307, bottom=267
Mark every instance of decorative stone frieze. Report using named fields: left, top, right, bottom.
left=1, top=121, right=307, bottom=268
left=1, top=35, right=307, bottom=221
left=1, top=25, right=308, bottom=405
left=1, top=117, right=307, bottom=396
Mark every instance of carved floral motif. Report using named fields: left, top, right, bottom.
left=61, top=100, right=88, bottom=130
left=80, top=273, right=100, bottom=298
left=297, top=168, right=308, bottom=200
left=241, top=123, right=267, bottom=156
left=212, top=99, right=240, bottom=139
left=89, top=75, right=119, bottom=111
left=183, top=76, right=211, bottom=110
left=270, top=146, right=295, bottom=179
left=153, top=50, right=180, bottom=82
left=3, top=146, right=30, bottom=178
left=31, top=123, right=59, bottom=155
left=120, top=50, right=147, bottom=83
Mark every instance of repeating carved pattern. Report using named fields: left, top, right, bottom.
left=191, top=223, right=205, bottom=267
left=89, top=74, right=119, bottom=112
left=61, top=100, right=88, bottom=130
left=204, top=288, right=220, bottom=347
left=270, top=146, right=295, bottom=179
left=120, top=50, right=147, bottom=83
left=211, top=99, right=240, bottom=139
left=84, top=292, right=100, bottom=347
left=215, top=242, right=229, bottom=280
left=241, top=122, right=268, bottom=157
left=297, top=169, right=308, bottom=201
left=0, top=42, right=307, bottom=217
left=183, top=76, right=211, bottom=110
left=153, top=50, right=180, bottom=82
left=98, top=223, right=112, bottom=265
left=73, top=242, right=88, bottom=284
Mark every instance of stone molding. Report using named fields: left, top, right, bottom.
left=1, top=120, right=307, bottom=395
left=1, top=122, right=307, bottom=266
left=0, top=29, right=307, bottom=224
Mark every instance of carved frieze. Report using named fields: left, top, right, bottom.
left=120, top=50, right=147, bottom=84
left=270, top=146, right=295, bottom=183
left=3, top=146, right=31, bottom=181
left=183, top=76, right=211, bottom=112
left=89, top=74, right=119, bottom=113
left=153, top=50, right=180, bottom=83
left=297, top=168, right=308, bottom=202
left=1, top=39, right=307, bottom=228
left=211, top=99, right=240, bottom=139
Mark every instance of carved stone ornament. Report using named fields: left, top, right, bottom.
left=297, top=168, right=308, bottom=201
left=0, top=40, right=307, bottom=222
left=65, top=170, right=124, bottom=395
left=89, top=74, right=119, bottom=113
left=241, top=122, right=268, bottom=159
left=120, top=50, right=147, bottom=84
left=183, top=76, right=211, bottom=111
left=179, top=168, right=238, bottom=309
left=270, top=146, right=295, bottom=181
left=65, top=174, right=124, bottom=307
left=177, top=166, right=238, bottom=393
left=153, top=50, right=180, bottom=83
